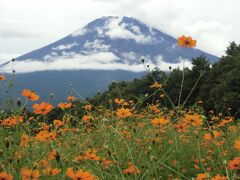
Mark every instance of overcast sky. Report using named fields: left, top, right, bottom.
left=0, top=0, right=239, bottom=64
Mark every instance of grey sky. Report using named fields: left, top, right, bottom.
left=0, top=0, right=239, bottom=64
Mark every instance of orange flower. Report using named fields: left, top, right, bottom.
left=114, top=98, right=124, bottom=105
left=1, top=116, right=24, bottom=127
left=178, top=35, right=197, bottom=48
left=84, top=149, right=100, bottom=161
left=67, top=95, right=76, bottom=102
left=211, top=174, right=227, bottom=180
left=116, top=108, right=132, bottom=119
left=22, top=89, right=39, bottom=101
left=21, top=168, right=40, bottom=180
left=20, top=133, right=30, bottom=147
left=151, top=117, right=170, bottom=126
left=196, top=173, right=209, bottom=180
left=203, top=133, right=212, bottom=141
left=101, top=159, right=112, bottom=169
left=35, top=130, right=56, bottom=142
left=33, top=101, right=53, bottom=115
left=0, top=171, right=13, bottom=180
left=47, top=150, right=58, bottom=160
left=82, top=115, right=92, bottom=122
left=227, top=157, right=240, bottom=170
left=234, top=138, right=240, bottom=151
left=123, top=162, right=141, bottom=175
left=182, top=114, right=203, bottom=126
left=84, top=105, right=92, bottom=110
left=43, top=167, right=61, bottom=176
left=53, top=120, right=65, bottom=128
left=58, top=102, right=72, bottom=109
left=150, top=82, right=162, bottom=88
left=0, top=75, right=6, bottom=81
left=66, top=168, right=95, bottom=180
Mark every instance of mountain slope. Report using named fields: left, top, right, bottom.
left=1, top=16, right=218, bottom=73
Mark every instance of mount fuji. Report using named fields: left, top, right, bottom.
left=0, top=16, right=218, bottom=103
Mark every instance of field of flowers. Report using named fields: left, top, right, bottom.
left=0, top=36, right=239, bottom=180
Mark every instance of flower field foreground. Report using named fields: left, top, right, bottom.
left=0, top=91, right=239, bottom=180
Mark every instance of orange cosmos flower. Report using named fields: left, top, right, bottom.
left=21, top=168, right=40, bottom=180
left=20, top=133, right=30, bottom=147
left=203, top=133, right=212, bottom=141
left=58, top=102, right=72, bottom=109
left=43, top=167, right=61, bottom=176
left=0, top=171, right=13, bottom=180
left=150, top=82, right=162, bottom=88
left=0, top=75, right=6, bottom=81
left=66, top=168, right=96, bottom=180
left=182, top=114, right=203, bottom=126
left=101, top=159, right=112, bottom=169
left=84, top=149, right=100, bottom=161
left=82, top=115, right=92, bottom=122
left=35, top=130, right=56, bottom=142
left=227, top=157, right=240, bottom=170
left=211, top=174, right=227, bottom=180
left=84, top=104, right=92, bottom=110
left=234, top=138, right=240, bottom=151
left=123, top=162, right=141, bottom=175
left=1, top=116, right=24, bottom=127
left=33, top=101, right=53, bottom=115
left=114, top=98, right=124, bottom=105
left=67, top=95, right=76, bottom=102
left=178, top=35, right=197, bottom=48
left=196, top=173, right=209, bottom=180
left=53, top=120, right=65, bottom=128
left=151, top=117, right=170, bottom=126
left=22, top=89, right=40, bottom=101
left=116, top=108, right=132, bottom=119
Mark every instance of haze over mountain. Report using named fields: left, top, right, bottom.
left=0, top=16, right=218, bottom=103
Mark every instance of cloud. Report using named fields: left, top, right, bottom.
left=83, top=40, right=110, bottom=53
left=103, top=17, right=155, bottom=44
left=155, top=55, right=193, bottom=71
left=0, top=52, right=193, bottom=74
left=52, top=42, right=79, bottom=51
left=71, top=28, right=88, bottom=37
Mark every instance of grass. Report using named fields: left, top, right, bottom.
left=0, top=96, right=239, bottom=179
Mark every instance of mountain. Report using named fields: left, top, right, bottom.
left=0, top=16, right=218, bottom=104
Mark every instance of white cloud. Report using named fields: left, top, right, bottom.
left=83, top=40, right=110, bottom=53
left=52, top=42, right=79, bottom=51
left=104, top=17, right=155, bottom=44
left=155, top=55, right=193, bottom=71
left=0, top=51, right=193, bottom=74
left=71, top=28, right=88, bottom=37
